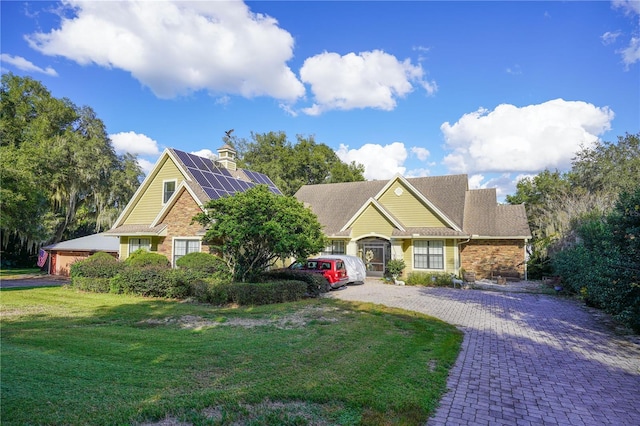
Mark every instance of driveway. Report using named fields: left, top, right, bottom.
left=328, top=280, right=640, bottom=426
left=0, top=275, right=68, bottom=288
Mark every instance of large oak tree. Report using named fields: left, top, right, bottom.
left=1, top=73, right=143, bottom=264
left=234, top=131, right=365, bottom=196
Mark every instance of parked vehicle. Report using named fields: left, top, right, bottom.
left=300, top=258, right=349, bottom=290
left=318, top=255, right=366, bottom=285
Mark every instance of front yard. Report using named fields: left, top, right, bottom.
left=1, top=286, right=462, bottom=425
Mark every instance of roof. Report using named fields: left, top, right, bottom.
left=43, top=233, right=119, bottom=252
left=169, top=148, right=281, bottom=201
left=295, top=174, right=531, bottom=239
left=107, top=148, right=282, bottom=235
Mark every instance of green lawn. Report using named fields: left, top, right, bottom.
left=0, top=268, right=43, bottom=278
left=1, top=287, right=462, bottom=426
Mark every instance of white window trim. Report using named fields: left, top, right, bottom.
left=172, top=237, right=201, bottom=267
left=412, top=239, right=445, bottom=271
left=163, top=179, right=178, bottom=204
left=128, top=237, right=151, bottom=257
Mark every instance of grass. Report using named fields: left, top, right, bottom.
left=0, top=268, right=43, bottom=278
left=1, top=287, right=462, bottom=426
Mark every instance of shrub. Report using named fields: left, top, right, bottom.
left=124, top=249, right=170, bottom=268
left=261, top=269, right=330, bottom=297
left=70, top=252, right=124, bottom=278
left=110, top=266, right=190, bottom=298
left=386, top=259, right=406, bottom=278
left=405, top=272, right=452, bottom=287
left=175, top=252, right=232, bottom=282
left=71, top=277, right=111, bottom=293
left=227, top=281, right=307, bottom=305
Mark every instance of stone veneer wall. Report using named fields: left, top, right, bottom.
left=459, top=239, right=525, bottom=280
left=157, top=189, right=209, bottom=261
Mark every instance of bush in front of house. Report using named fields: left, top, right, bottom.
left=124, top=249, right=171, bottom=268
left=71, top=277, right=112, bottom=293
left=110, top=266, right=191, bottom=299
left=224, top=280, right=307, bottom=305
left=405, top=271, right=453, bottom=287
left=70, top=252, right=124, bottom=278
left=175, top=252, right=232, bottom=282
left=261, top=269, right=330, bottom=297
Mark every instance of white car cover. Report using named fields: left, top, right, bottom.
left=320, top=255, right=367, bottom=285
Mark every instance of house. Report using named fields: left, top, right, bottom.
left=104, top=145, right=281, bottom=265
left=294, top=174, right=531, bottom=280
left=42, top=232, right=119, bottom=276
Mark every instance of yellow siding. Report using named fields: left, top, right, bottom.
left=119, top=236, right=160, bottom=260
left=125, top=158, right=184, bottom=224
left=351, top=204, right=395, bottom=237
left=402, top=238, right=456, bottom=274
left=445, top=240, right=455, bottom=271
left=378, top=181, right=448, bottom=227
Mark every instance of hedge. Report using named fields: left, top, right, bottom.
left=261, top=269, right=330, bottom=297
left=405, top=272, right=453, bottom=286
left=71, top=277, right=111, bottom=293
left=70, top=252, right=124, bottom=278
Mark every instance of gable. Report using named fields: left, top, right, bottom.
left=350, top=203, right=396, bottom=237
left=124, top=156, right=185, bottom=225
left=378, top=180, right=449, bottom=228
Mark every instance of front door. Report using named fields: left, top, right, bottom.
left=358, top=238, right=391, bottom=277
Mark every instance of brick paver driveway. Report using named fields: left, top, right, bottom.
left=328, top=281, right=640, bottom=426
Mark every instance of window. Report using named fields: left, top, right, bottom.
left=174, top=239, right=201, bottom=265
left=414, top=240, right=444, bottom=269
left=129, top=238, right=151, bottom=254
left=163, top=180, right=176, bottom=203
left=323, top=240, right=345, bottom=255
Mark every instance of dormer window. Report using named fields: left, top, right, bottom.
left=163, top=180, right=176, bottom=203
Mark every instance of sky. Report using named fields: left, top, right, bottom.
left=2, top=0, right=639, bottom=201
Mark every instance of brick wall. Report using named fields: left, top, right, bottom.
left=459, top=239, right=525, bottom=280
left=157, top=189, right=210, bottom=260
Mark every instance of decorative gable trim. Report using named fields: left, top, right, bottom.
left=112, top=148, right=191, bottom=227
left=152, top=181, right=204, bottom=227
left=340, top=197, right=405, bottom=232
left=374, top=174, right=462, bottom=232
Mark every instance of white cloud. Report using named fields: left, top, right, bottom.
left=336, top=142, right=407, bottom=180
left=300, top=50, right=436, bottom=115
left=611, top=0, right=640, bottom=67
left=110, top=131, right=160, bottom=156
left=137, top=158, right=155, bottom=175
left=410, top=146, right=430, bottom=161
left=613, top=0, right=640, bottom=15
left=27, top=0, right=304, bottom=100
left=191, top=149, right=217, bottom=160
left=601, top=30, right=622, bottom=45
left=0, top=53, right=58, bottom=76
left=405, top=168, right=431, bottom=178
left=441, top=99, right=614, bottom=174
left=619, top=36, right=640, bottom=67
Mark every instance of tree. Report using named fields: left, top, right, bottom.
left=0, top=73, right=143, bottom=264
left=235, top=131, right=364, bottom=196
left=194, top=185, right=327, bottom=282
left=507, top=133, right=640, bottom=273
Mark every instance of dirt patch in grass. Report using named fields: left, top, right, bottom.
left=140, top=400, right=339, bottom=426
left=139, top=305, right=340, bottom=330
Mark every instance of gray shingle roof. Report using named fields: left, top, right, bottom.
left=295, top=175, right=531, bottom=239
left=43, top=233, right=119, bottom=252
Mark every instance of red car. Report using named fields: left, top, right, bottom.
left=300, top=258, right=349, bottom=290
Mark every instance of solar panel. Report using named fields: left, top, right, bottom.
left=204, top=172, right=223, bottom=190
left=175, top=150, right=196, bottom=168
left=174, top=148, right=283, bottom=199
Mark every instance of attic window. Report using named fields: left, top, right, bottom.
left=163, top=180, right=176, bottom=203
left=394, top=187, right=403, bottom=196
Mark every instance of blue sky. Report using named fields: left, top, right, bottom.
left=2, top=0, right=639, bottom=200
